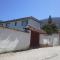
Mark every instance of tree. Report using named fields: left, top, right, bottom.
left=48, top=16, right=52, bottom=24
left=42, top=16, right=58, bottom=35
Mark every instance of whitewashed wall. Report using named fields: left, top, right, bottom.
left=39, top=34, right=60, bottom=46
left=28, top=19, right=40, bottom=30
left=0, top=28, right=31, bottom=53
left=52, top=34, right=59, bottom=46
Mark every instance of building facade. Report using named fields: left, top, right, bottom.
left=0, top=16, right=60, bottom=53
left=0, top=16, right=40, bottom=31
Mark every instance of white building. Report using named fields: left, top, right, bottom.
left=0, top=16, right=40, bottom=31
left=0, top=16, right=60, bottom=53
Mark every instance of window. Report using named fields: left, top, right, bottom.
left=6, top=23, right=10, bottom=28
left=0, top=24, right=3, bottom=27
left=21, top=20, right=28, bottom=26
left=15, top=22, right=17, bottom=26
left=6, top=23, right=7, bottom=26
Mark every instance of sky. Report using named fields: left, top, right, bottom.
left=0, top=0, right=60, bottom=21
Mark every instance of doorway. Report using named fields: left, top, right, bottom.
left=30, top=31, right=39, bottom=48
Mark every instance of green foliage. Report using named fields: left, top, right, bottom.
left=42, top=16, right=58, bottom=35
left=48, top=16, right=52, bottom=24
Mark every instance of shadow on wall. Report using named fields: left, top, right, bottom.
left=0, top=28, right=30, bottom=53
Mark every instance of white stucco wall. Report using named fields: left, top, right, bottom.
left=52, top=34, right=59, bottom=46
left=0, top=28, right=31, bottom=53
left=39, top=34, right=60, bottom=46
left=28, top=19, right=40, bottom=30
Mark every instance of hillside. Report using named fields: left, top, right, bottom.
left=40, top=17, right=60, bottom=29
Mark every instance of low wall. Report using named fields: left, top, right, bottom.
left=0, top=28, right=31, bottom=53
left=39, top=34, right=60, bottom=47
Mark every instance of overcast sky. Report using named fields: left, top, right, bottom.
left=0, top=0, right=60, bottom=20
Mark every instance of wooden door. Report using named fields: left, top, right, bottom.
left=30, top=31, right=39, bottom=48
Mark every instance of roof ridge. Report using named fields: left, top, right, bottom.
left=2, top=16, right=40, bottom=23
